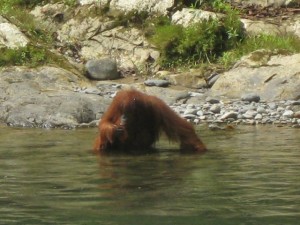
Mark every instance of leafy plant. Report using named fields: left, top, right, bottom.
left=149, top=16, right=244, bottom=68
left=0, top=46, right=47, bottom=67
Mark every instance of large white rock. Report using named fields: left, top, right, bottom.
left=210, top=51, right=300, bottom=101
left=172, top=8, right=222, bottom=27
left=0, top=16, right=29, bottom=48
left=78, top=0, right=174, bottom=15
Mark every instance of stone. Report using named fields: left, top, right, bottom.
left=294, top=111, right=300, bottom=119
left=85, top=58, right=120, bottom=80
left=257, top=106, right=266, bottom=113
left=197, top=110, right=204, bottom=116
left=144, top=79, right=170, bottom=87
left=169, top=73, right=207, bottom=89
left=254, top=114, right=263, bottom=120
left=282, top=110, right=294, bottom=118
left=183, top=108, right=198, bottom=115
left=79, top=0, right=175, bottom=15
left=0, top=66, right=109, bottom=128
left=206, top=73, right=220, bottom=87
left=0, top=16, right=29, bottom=48
left=172, top=8, right=222, bottom=27
left=241, top=93, right=260, bottom=103
left=210, top=53, right=300, bottom=101
left=220, top=111, right=238, bottom=120
left=206, top=97, right=220, bottom=104
left=182, top=114, right=196, bottom=119
left=210, top=105, right=221, bottom=114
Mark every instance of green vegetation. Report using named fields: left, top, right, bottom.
left=0, top=0, right=76, bottom=68
left=0, top=0, right=299, bottom=70
left=0, top=45, right=47, bottom=67
left=0, top=45, right=76, bottom=69
left=219, top=34, right=300, bottom=67
left=148, top=0, right=244, bottom=68
left=0, top=0, right=77, bottom=10
left=147, top=0, right=300, bottom=69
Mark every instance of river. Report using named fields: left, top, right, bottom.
left=0, top=125, right=299, bottom=225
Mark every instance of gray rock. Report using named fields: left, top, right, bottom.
left=183, top=108, right=198, bottom=115
left=0, top=16, right=29, bottom=48
left=85, top=58, right=120, bottom=80
left=291, top=101, right=300, bottom=105
left=197, top=110, right=204, bottom=116
left=0, top=66, right=109, bottom=128
left=277, top=107, right=285, bottom=112
left=282, top=110, right=294, bottom=118
left=220, top=111, right=238, bottom=120
left=257, top=106, right=266, bottom=113
left=241, top=93, right=260, bottom=103
left=79, top=0, right=175, bottom=15
left=144, top=79, right=170, bottom=87
left=210, top=105, right=221, bottom=114
left=268, top=102, right=277, bottom=110
left=206, top=73, right=220, bottom=87
left=172, top=8, right=222, bottom=27
left=243, top=109, right=257, bottom=119
left=210, top=53, right=300, bottom=101
left=254, top=113, right=263, bottom=120
left=182, top=114, right=196, bottom=119
left=206, top=97, right=220, bottom=104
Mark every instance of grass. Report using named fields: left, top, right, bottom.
left=147, top=0, right=300, bottom=70
left=148, top=0, right=245, bottom=68
left=0, top=46, right=47, bottom=67
left=0, top=0, right=299, bottom=71
left=0, top=0, right=78, bottom=68
left=219, top=34, right=300, bottom=68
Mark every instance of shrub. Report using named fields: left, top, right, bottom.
left=148, top=0, right=244, bottom=68
left=0, top=46, right=47, bottom=67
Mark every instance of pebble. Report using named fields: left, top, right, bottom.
left=169, top=99, right=300, bottom=127
left=282, top=110, right=294, bottom=118
left=101, top=91, right=300, bottom=127
left=210, top=105, right=221, bottom=113
left=206, top=97, right=220, bottom=104
left=220, top=112, right=238, bottom=120
left=294, top=111, right=300, bottom=118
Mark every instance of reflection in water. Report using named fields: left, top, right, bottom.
left=0, top=126, right=299, bottom=225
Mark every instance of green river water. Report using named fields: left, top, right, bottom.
left=0, top=126, right=299, bottom=225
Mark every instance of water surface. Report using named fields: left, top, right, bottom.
left=0, top=126, right=299, bottom=224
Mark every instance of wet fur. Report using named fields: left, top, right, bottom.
left=93, top=89, right=207, bottom=154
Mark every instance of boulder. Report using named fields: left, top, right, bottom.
left=78, top=0, right=175, bottom=15
left=0, top=66, right=109, bottom=128
left=144, top=79, right=170, bottom=87
left=172, top=8, right=222, bottom=27
left=241, top=15, right=300, bottom=38
left=210, top=51, right=300, bottom=101
left=85, top=58, right=120, bottom=80
left=241, top=93, right=260, bottom=103
left=0, top=16, right=29, bottom=48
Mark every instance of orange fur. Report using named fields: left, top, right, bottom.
left=93, top=89, right=207, bottom=154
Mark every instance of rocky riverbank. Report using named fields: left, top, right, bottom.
left=0, top=63, right=299, bottom=129
left=0, top=0, right=299, bottom=129
left=172, top=97, right=300, bottom=128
